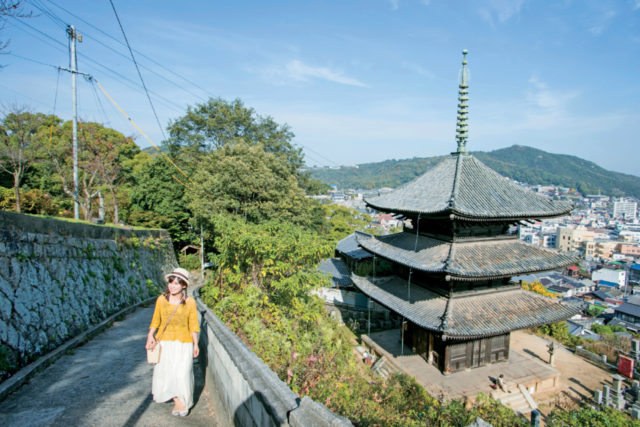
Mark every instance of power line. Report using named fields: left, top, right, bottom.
left=300, top=143, right=342, bottom=167
left=26, top=0, right=67, bottom=29
left=80, top=32, right=207, bottom=102
left=108, top=0, right=167, bottom=141
left=8, top=18, right=185, bottom=114
left=6, top=52, right=58, bottom=69
left=42, top=0, right=213, bottom=100
left=88, top=78, right=110, bottom=125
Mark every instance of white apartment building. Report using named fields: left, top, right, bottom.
left=613, top=199, right=638, bottom=220
left=592, top=268, right=626, bottom=287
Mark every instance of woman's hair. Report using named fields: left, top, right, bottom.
left=163, top=276, right=187, bottom=305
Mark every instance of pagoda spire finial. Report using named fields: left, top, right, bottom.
left=455, top=49, right=469, bottom=153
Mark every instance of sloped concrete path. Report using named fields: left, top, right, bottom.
left=0, top=305, right=217, bottom=426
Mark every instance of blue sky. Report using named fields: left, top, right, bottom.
left=1, top=0, right=639, bottom=176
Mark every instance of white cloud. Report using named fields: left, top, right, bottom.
left=634, top=0, right=640, bottom=10
left=258, top=60, right=368, bottom=87
left=400, top=61, right=436, bottom=78
left=526, top=75, right=579, bottom=110
left=589, top=9, right=616, bottom=36
left=389, top=0, right=400, bottom=10
left=478, top=0, right=525, bottom=26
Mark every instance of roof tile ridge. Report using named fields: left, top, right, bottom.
left=447, top=153, right=464, bottom=211
left=443, top=239, right=457, bottom=271
left=440, top=292, right=454, bottom=333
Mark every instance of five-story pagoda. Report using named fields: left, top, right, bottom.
left=352, top=50, right=580, bottom=374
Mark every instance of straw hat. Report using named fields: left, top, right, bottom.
left=165, top=267, right=190, bottom=286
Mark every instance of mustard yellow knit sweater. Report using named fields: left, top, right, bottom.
left=149, top=296, right=200, bottom=343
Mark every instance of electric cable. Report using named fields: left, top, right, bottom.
left=6, top=52, right=58, bottom=69
left=93, top=78, right=194, bottom=184
left=8, top=18, right=184, bottom=113
left=89, top=78, right=110, bottom=125
left=47, top=67, right=61, bottom=148
left=43, top=0, right=213, bottom=99
left=108, top=0, right=167, bottom=141
left=26, top=0, right=67, bottom=29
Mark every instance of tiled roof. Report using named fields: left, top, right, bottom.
left=336, top=233, right=371, bottom=260
left=614, top=302, right=640, bottom=318
left=356, top=231, right=579, bottom=278
left=364, top=153, right=572, bottom=220
left=590, top=291, right=612, bottom=300
left=351, top=274, right=580, bottom=339
left=317, top=258, right=353, bottom=288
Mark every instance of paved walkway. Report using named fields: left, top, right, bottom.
left=0, top=305, right=217, bottom=426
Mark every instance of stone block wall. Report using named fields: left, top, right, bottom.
left=0, top=211, right=177, bottom=379
left=195, top=292, right=353, bottom=427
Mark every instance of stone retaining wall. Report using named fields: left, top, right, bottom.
left=0, top=211, right=177, bottom=379
left=195, top=290, right=353, bottom=426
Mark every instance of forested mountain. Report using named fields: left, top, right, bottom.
left=309, top=145, right=640, bottom=197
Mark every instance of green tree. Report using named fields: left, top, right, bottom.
left=127, top=155, right=196, bottom=248
left=187, top=142, right=322, bottom=228
left=167, top=97, right=303, bottom=170
left=0, top=110, right=50, bottom=212
left=587, top=305, right=606, bottom=318
left=48, top=120, right=137, bottom=220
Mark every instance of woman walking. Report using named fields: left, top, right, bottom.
left=145, top=267, right=200, bottom=416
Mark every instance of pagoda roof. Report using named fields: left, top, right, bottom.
left=351, top=274, right=580, bottom=339
left=356, top=231, right=579, bottom=279
left=364, top=153, right=573, bottom=220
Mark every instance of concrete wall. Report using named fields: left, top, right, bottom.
left=195, top=291, right=353, bottom=426
left=0, top=211, right=177, bottom=379
left=576, top=346, right=608, bottom=365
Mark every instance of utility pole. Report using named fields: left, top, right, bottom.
left=59, top=26, right=90, bottom=220
left=67, top=25, right=81, bottom=219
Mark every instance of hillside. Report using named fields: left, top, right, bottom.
left=309, top=145, right=640, bottom=198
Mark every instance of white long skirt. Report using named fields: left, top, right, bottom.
left=152, top=340, right=194, bottom=409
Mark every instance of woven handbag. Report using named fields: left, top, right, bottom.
left=147, top=302, right=180, bottom=364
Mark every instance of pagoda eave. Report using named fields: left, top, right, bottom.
left=351, top=274, right=581, bottom=339
left=363, top=202, right=571, bottom=223
left=355, top=231, right=580, bottom=279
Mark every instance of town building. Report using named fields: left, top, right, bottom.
left=556, top=226, right=594, bottom=253
left=592, top=268, right=626, bottom=287
left=613, top=199, right=638, bottom=220
left=347, top=51, right=580, bottom=374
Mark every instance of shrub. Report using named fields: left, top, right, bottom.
left=179, top=253, right=200, bottom=271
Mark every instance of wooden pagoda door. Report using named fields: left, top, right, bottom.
left=471, top=340, right=487, bottom=368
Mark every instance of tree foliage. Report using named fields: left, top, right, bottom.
left=167, top=97, right=303, bottom=168
left=521, top=280, right=558, bottom=298
left=127, top=155, right=196, bottom=248
left=548, top=405, right=640, bottom=426
left=0, top=110, right=50, bottom=212
left=187, top=142, right=323, bottom=229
